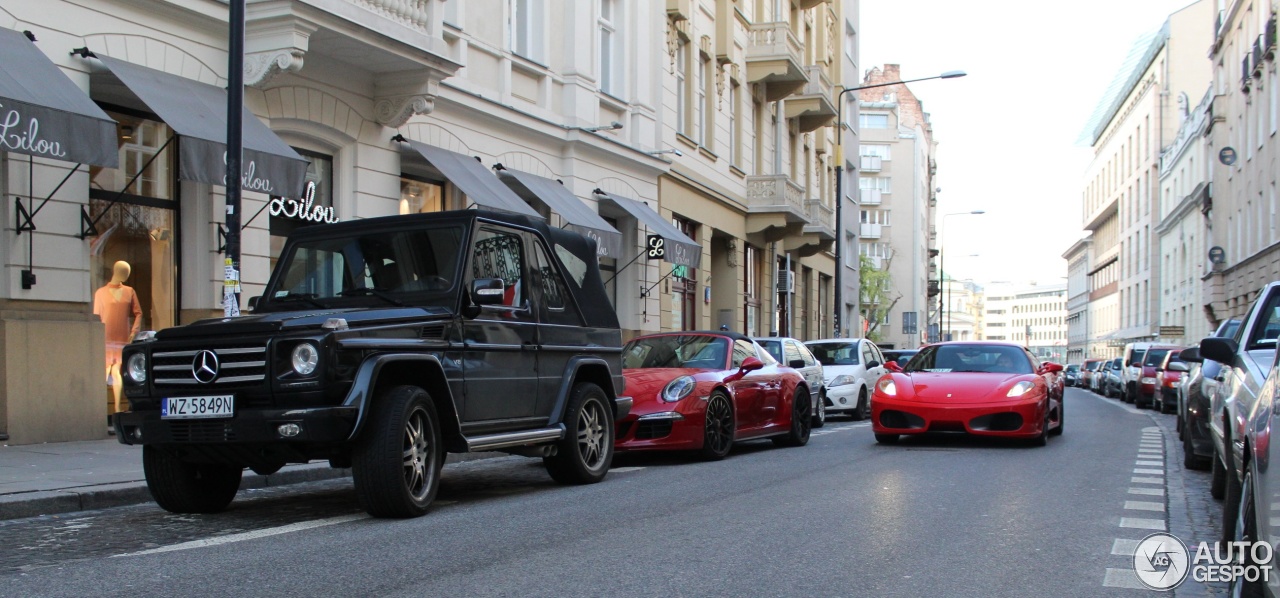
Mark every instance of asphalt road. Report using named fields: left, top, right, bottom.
left=0, top=388, right=1212, bottom=597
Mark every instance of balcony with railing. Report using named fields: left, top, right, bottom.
left=859, top=188, right=882, bottom=206
left=245, top=0, right=459, bottom=128
left=860, top=155, right=882, bottom=172
left=860, top=222, right=882, bottom=239
left=745, top=174, right=808, bottom=241
left=784, top=198, right=835, bottom=257
left=784, top=65, right=837, bottom=132
left=746, top=21, right=807, bottom=101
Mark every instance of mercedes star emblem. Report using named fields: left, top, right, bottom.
left=192, top=350, right=220, bottom=384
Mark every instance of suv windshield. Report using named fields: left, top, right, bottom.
left=266, top=226, right=465, bottom=308
left=623, top=335, right=729, bottom=370
left=905, top=344, right=1032, bottom=374
left=807, top=342, right=860, bottom=366
left=1143, top=349, right=1169, bottom=367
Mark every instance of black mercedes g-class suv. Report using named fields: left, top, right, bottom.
left=115, top=210, right=630, bottom=518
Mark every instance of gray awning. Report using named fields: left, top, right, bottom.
left=594, top=191, right=701, bottom=268
left=398, top=139, right=542, bottom=218
left=92, top=54, right=308, bottom=196
left=0, top=28, right=116, bottom=167
left=498, top=170, right=622, bottom=258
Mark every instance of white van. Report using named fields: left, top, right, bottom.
left=1120, top=341, right=1153, bottom=403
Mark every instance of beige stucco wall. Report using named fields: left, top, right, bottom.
left=0, top=306, right=105, bottom=444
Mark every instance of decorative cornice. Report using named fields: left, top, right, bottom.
left=375, top=94, right=435, bottom=128
left=244, top=49, right=305, bottom=87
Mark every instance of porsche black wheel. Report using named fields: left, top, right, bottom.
left=773, top=388, right=811, bottom=447
left=699, top=391, right=735, bottom=461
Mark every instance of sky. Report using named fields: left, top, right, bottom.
left=859, top=0, right=1202, bottom=289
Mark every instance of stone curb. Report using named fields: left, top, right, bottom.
left=0, top=451, right=505, bottom=521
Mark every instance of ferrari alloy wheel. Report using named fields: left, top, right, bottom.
left=700, top=391, right=735, bottom=461
left=851, top=388, right=868, bottom=421
left=774, top=388, right=811, bottom=447
left=545, top=382, right=614, bottom=484
left=352, top=385, right=442, bottom=518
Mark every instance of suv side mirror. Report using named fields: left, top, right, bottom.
left=1179, top=347, right=1202, bottom=362
left=1200, top=337, right=1238, bottom=365
left=1167, top=362, right=1189, bottom=372
left=247, top=296, right=260, bottom=312
left=470, top=278, right=505, bottom=306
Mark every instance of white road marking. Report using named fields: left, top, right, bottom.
left=1124, top=501, right=1165, bottom=512
left=1128, top=487, right=1163, bottom=496
left=1135, top=460, right=1164, bottom=466
left=1138, top=448, right=1163, bottom=453
left=112, top=513, right=369, bottom=557
left=1120, top=517, right=1166, bottom=531
left=1111, top=538, right=1141, bottom=556
left=1134, top=468, right=1164, bottom=475
left=609, top=467, right=646, bottom=473
left=1132, top=476, right=1164, bottom=484
left=1103, top=568, right=1147, bottom=589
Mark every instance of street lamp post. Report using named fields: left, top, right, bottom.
left=833, top=70, right=965, bottom=338
left=939, top=210, right=984, bottom=342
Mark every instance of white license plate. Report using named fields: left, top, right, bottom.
left=162, top=395, right=234, bottom=419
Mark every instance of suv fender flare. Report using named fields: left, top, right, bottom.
left=546, top=356, right=623, bottom=422
left=342, top=353, right=461, bottom=442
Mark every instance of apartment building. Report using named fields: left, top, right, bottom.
left=1074, top=0, right=1213, bottom=357
left=1062, top=237, right=1091, bottom=363
left=1155, top=86, right=1212, bottom=345
left=983, top=283, right=1069, bottom=362
left=856, top=64, right=935, bottom=349
left=939, top=277, right=982, bottom=342
left=1204, top=0, right=1280, bottom=319
left=0, top=0, right=858, bottom=444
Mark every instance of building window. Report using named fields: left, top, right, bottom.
left=730, top=81, right=742, bottom=167
left=744, top=244, right=762, bottom=336
left=676, top=38, right=689, bottom=136
left=695, top=51, right=709, bottom=145
left=753, top=97, right=764, bottom=174
left=860, top=144, right=891, bottom=159
left=844, top=21, right=856, bottom=60
left=399, top=175, right=446, bottom=215
left=859, top=176, right=892, bottom=193
left=671, top=216, right=698, bottom=330
left=510, top=0, right=543, bottom=62
left=859, top=113, right=890, bottom=128
left=599, top=0, right=619, bottom=95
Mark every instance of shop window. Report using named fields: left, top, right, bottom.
left=270, top=149, right=333, bottom=268
left=671, top=216, right=698, bottom=331
left=400, top=176, right=446, bottom=214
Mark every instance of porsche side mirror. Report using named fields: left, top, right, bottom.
left=1200, top=337, right=1238, bottom=365
left=1179, top=347, right=1202, bottom=362
left=885, top=361, right=903, bottom=373
left=740, top=356, right=764, bottom=372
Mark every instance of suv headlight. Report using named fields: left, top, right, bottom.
left=291, top=343, right=319, bottom=376
left=125, top=352, right=147, bottom=383
left=662, top=376, right=696, bottom=402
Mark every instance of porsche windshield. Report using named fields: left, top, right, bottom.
left=623, top=335, right=729, bottom=370
left=266, top=226, right=465, bottom=308
left=905, top=345, right=1033, bottom=374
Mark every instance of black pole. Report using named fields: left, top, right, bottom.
left=224, top=0, right=245, bottom=316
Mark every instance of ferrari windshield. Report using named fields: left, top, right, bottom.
left=266, top=226, right=465, bottom=308
left=807, top=342, right=860, bottom=366
left=623, top=335, right=729, bottom=370
left=904, top=344, right=1033, bottom=374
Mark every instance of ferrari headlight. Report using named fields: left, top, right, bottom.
left=829, top=374, right=857, bottom=387
left=1006, top=381, right=1033, bottom=397
left=291, top=343, right=319, bottom=376
left=876, top=377, right=897, bottom=396
left=125, top=352, right=147, bottom=383
left=662, top=376, right=696, bottom=402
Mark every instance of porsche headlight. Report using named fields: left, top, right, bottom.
left=829, top=374, right=857, bottom=387
left=662, top=376, right=696, bottom=402
left=1006, top=381, right=1033, bottom=397
left=291, top=343, right=319, bottom=376
left=125, top=352, right=147, bottom=383
left=876, top=377, right=897, bottom=396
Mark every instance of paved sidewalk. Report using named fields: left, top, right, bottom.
left=0, top=438, right=503, bottom=521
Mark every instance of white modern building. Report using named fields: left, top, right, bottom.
left=982, top=283, right=1069, bottom=362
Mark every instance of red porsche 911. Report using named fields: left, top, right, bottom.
left=615, top=331, right=812, bottom=460
left=870, top=342, right=1065, bottom=446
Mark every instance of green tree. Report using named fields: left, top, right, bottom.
left=859, top=254, right=899, bottom=342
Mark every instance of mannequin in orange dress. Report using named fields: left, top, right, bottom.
left=94, top=260, right=142, bottom=418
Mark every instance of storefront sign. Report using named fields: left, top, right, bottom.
left=646, top=235, right=666, bottom=259
left=0, top=102, right=68, bottom=159
left=223, top=152, right=277, bottom=194
left=270, top=181, right=339, bottom=224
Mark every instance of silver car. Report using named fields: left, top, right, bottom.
left=754, top=337, right=826, bottom=428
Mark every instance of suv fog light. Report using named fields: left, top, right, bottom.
left=278, top=423, right=302, bottom=437
left=131, top=427, right=142, bottom=440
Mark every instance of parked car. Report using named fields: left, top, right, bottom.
left=1229, top=333, right=1280, bottom=597
left=1103, top=357, right=1124, bottom=398
left=804, top=338, right=887, bottom=420
left=1177, top=319, right=1241, bottom=472
left=1089, top=359, right=1109, bottom=394
left=1064, top=364, right=1081, bottom=387
left=1121, top=341, right=1154, bottom=403
left=114, top=210, right=629, bottom=518
left=881, top=348, right=919, bottom=369
left=1080, top=358, right=1103, bottom=390
left=869, top=341, right=1064, bottom=446
left=1202, top=281, right=1280, bottom=544
left=1153, top=348, right=1190, bottom=413
left=1132, top=345, right=1181, bottom=409
left=615, top=331, right=811, bottom=459
left=754, top=336, right=826, bottom=427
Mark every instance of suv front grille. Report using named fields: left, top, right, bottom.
left=169, top=421, right=237, bottom=443
left=153, top=345, right=268, bottom=388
